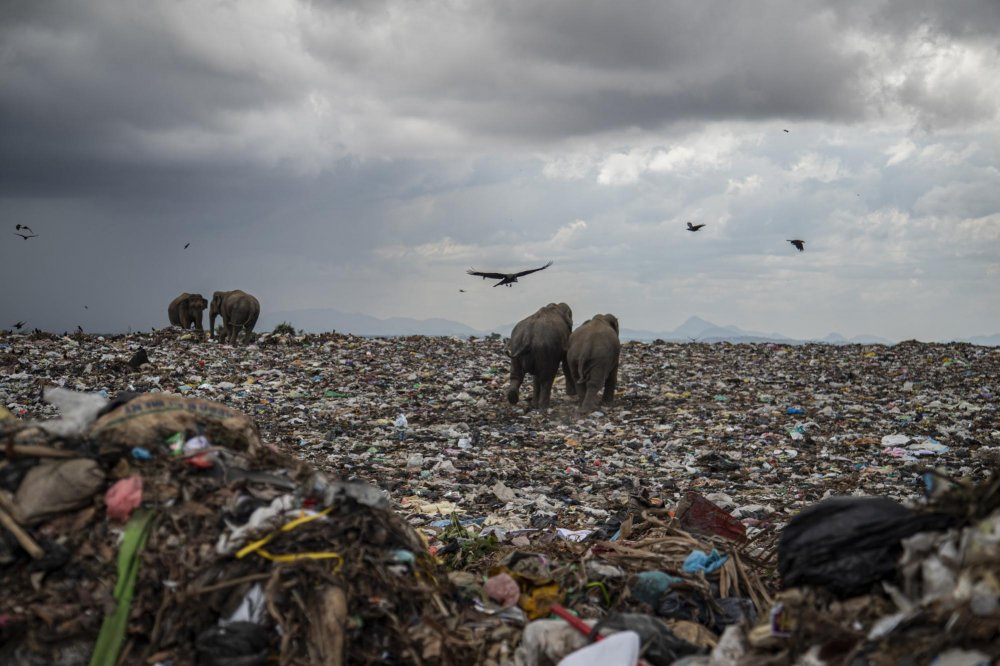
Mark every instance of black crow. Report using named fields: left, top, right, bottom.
left=686, top=222, right=706, bottom=232
left=787, top=239, right=805, bottom=252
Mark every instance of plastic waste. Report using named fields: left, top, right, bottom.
left=556, top=630, right=640, bottom=666
left=38, top=387, right=109, bottom=437
left=681, top=549, right=728, bottom=574
left=778, top=496, right=954, bottom=598
left=632, top=570, right=683, bottom=606
left=484, top=572, right=520, bottom=608
left=105, top=476, right=143, bottom=522
left=676, top=491, right=746, bottom=542
left=592, top=613, right=704, bottom=664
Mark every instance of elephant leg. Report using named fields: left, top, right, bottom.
left=507, top=357, right=524, bottom=405
left=528, top=375, right=542, bottom=409
left=228, top=325, right=238, bottom=345
left=562, top=357, right=576, bottom=396
left=602, top=365, right=618, bottom=405
left=580, top=377, right=604, bottom=413
left=537, top=377, right=554, bottom=410
left=245, top=312, right=259, bottom=344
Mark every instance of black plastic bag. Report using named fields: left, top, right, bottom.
left=778, top=496, right=954, bottom=598
left=195, top=622, right=272, bottom=666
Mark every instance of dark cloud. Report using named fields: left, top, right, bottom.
left=1, top=1, right=998, bottom=339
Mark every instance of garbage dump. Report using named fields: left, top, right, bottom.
left=1, top=329, right=998, bottom=664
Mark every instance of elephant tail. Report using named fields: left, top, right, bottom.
left=507, top=341, right=530, bottom=359
left=231, top=311, right=254, bottom=330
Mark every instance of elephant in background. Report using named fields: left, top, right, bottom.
left=210, top=290, right=260, bottom=345
left=167, top=293, right=208, bottom=332
left=506, top=302, right=573, bottom=410
left=566, top=314, right=621, bottom=413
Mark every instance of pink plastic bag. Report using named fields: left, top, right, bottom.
left=105, top=476, right=143, bottom=522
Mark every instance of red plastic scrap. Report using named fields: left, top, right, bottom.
left=676, top=490, right=746, bottom=542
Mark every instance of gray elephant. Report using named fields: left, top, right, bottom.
left=209, top=290, right=260, bottom=344
left=167, top=293, right=208, bottom=332
left=506, top=303, right=573, bottom=410
left=566, top=314, right=621, bottom=413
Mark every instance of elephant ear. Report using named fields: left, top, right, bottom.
left=557, top=303, right=573, bottom=329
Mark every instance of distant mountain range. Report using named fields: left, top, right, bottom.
left=964, top=333, right=1000, bottom=346
left=258, top=308, right=997, bottom=346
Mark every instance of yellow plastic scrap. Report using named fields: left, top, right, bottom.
left=487, top=565, right=564, bottom=620
left=236, top=507, right=343, bottom=572
left=0, top=406, right=13, bottom=421
left=520, top=581, right=563, bottom=620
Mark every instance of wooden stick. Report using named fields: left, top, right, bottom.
left=5, top=444, right=77, bottom=459
left=0, top=505, right=45, bottom=559
left=186, top=572, right=272, bottom=596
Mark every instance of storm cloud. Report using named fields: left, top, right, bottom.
left=1, top=0, right=998, bottom=340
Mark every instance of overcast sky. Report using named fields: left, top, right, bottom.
left=2, top=0, right=999, bottom=340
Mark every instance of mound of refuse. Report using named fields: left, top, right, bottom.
left=1, top=390, right=483, bottom=665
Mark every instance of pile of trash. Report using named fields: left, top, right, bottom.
left=1, top=329, right=998, bottom=664
left=0, top=389, right=488, bottom=664
left=728, top=475, right=1000, bottom=665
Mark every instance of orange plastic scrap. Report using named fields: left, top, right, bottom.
left=676, top=490, right=746, bottom=542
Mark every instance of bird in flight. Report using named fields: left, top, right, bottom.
left=184, top=242, right=190, bottom=249
left=16, top=224, right=34, bottom=234
left=76, top=325, right=84, bottom=334
left=459, top=289, right=466, bottom=293
left=686, top=222, right=706, bottom=232
left=12, top=321, right=26, bottom=330
left=783, top=129, right=790, bottom=133
left=14, top=231, right=38, bottom=240
left=467, top=260, right=553, bottom=287
left=787, top=239, right=805, bottom=252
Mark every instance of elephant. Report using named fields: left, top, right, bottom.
left=209, top=290, right=260, bottom=345
left=167, top=293, right=208, bottom=332
left=566, top=314, right=621, bottom=413
left=506, top=303, right=573, bottom=410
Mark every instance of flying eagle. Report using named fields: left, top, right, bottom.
left=686, top=222, right=705, bottom=232
left=787, top=239, right=805, bottom=252
left=467, top=261, right=553, bottom=287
